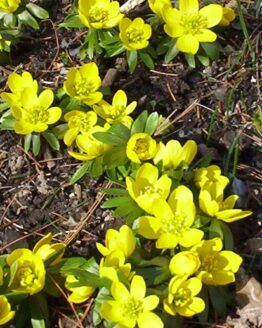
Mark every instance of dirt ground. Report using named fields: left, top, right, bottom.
left=0, top=0, right=261, bottom=327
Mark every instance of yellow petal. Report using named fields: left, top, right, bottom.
left=176, top=35, right=199, bottom=54
left=156, top=233, right=178, bottom=249
left=112, top=90, right=127, bottom=107
left=179, top=229, right=204, bottom=248
left=142, top=295, right=159, bottom=311
left=138, top=216, right=161, bottom=239
left=130, top=275, right=146, bottom=299
left=216, top=209, right=252, bottom=222
left=47, top=107, right=62, bottom=124
left=137, top=311, right=163, bottom=328
left=39, top=89, right=54, bottom=108
left=178, top=297, right=205, bottom=316
left=179, top=0, right=199, bottom=13
left=199, top=4, right=223, bottom=28
left=196, top=29, right=217, bottom=42
left=111, top=281, right=129, bottom=301
left=169, top=251, right=200, bottom=276
left=64, top=128, right=79, bottom=146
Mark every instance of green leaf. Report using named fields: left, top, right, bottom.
left=90, top=156, right=103, bottom=177
left=26, top=3, right=49, bottom=19
left=139, top=51, right=154, bottom=70
left=127, top=50, right=138, bottom=74
left=109, top=123, right=130, bottom=141
left=130, top=110, right=148, bottom=135
left=164, top=41, right=179, bottom=63
left=66, top=269, right=110, bottom=288
left=29, top=293, right=48, bottom=328
left=86, top=28, right=97, bottom=60
left=18, top=10, right=39, bottom=29
left=3, top=13, right=16, bottom=27
left=208, top=286, right=227, bottom=317
left=197, top=55, right=210, bottom=66
left=4, top=291, right=28, bottom=303
left=69, top=161, right=90, bottom=184
left=24, top=133, right=32, bottom=152
left=32, top=134, right=41, bottom=156
left=42, top=132, right=60, bottom=151
left=101, top=196, right=132, bottom=208
left=93, top=132, right=126, bottom=146
left=8, top=261, right=18, bottom=287
left=209, top=219, right=223, bottom=239
left=102, top=188, right=127, bottom=196
left=197, top=285, right=209, bottom=324
left=184, top=53, right=196, bottom=68
left=201, top=42, right=220, bottom=61
left=220, top=221, right=234, bottom=250
left=48, top=257, right=87, bottom=275
left=145, top=112, right=159, bottom=135
left=59, top=14, right=85, bottom=28
left=0, top=117, right=15, bottom=129
left=103, top=146, right=128, bottom=169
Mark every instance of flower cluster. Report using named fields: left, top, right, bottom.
left=0, top=233, right=66, bottom=326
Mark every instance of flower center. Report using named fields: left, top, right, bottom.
left=25, top=106, right=49, bottom=124
left=89, top=6, right=109, bottom=23
left=161, top=211, right=188, bottom=235
left=201, top=254, right=218, bottom=272
left=140, top=185, right=162, bottom=197
left=69, top=116, right=94, bottom=133
left=180, top=13, right=208, bottom=35
left=173, top=287, right=191, bottom=308
left=126, top=28, right=144, bottom=44
left=17, top=266, right=37, bottom=287
left=110, top=105, right=125, bottom=119
left=74, top=79, right=96, bottom=96
left=121, top=296, right=143, bottom=319
left=134, top=138, right=149, bottom=157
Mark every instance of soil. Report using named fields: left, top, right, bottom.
left=0, top=0, right=261, bottom=327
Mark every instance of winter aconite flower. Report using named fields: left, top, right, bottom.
left=163, top=276, right=205, bottom=317
left=0, top=295, right=15, bottom=325
left=169, top=251, right=200, bottom=277
left=63, top=110, right=98, bottom=146
left=163, top=0, right=223, bottom=54
left=148, top=0, right=172, bottom=20
left=68, top=124, right=111, bottom=161
left=119, top=17, right=152, bottom=51
left=192, top=238, right=243, bottom=285
left=138, top=186, right=203, bottom=249
left=6, top=249, right=45, bottom=295
left=11, top=88, right=62, bottom=135
left=63, top=63, right=103, bottom=106
left=1, top=71, right=38, bottom=107
left=65, top=275, right=96, bottom=303
left=126, top=133, right=157, bottom=163
left=154, top=140, right=197, bottom=170
left=93, top=90, right=137, bottom=127
left=101, top=275, right=163, bottom=328
left=96, top=225, right=136, bottom=258
left=199, top=182, right=252, bottom=222
left=219, top=7, right=236, bottom=26
left=78, top=0, right=123, bottom=29
left=0, top=0, right=21, bottom=13
left=99, top=250, right=133, bottom=282
left=33, top=233, right=66, bottom=266
left=194, top=165, right=229, bottom=190
left=126, top=163, right=172, bottom=214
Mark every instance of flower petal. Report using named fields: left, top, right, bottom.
left=111, top=281, right=130, bottom=302
left=137, top=311, right=163, bottom=328
left=143, top=295, right=159, bottom=311
left=199, top=4, right=223, bottom=28
left=176, top=35, right=199, bottom=54
left=196, top=29, right=217, bottom=42
left=179, top=0, right=199, bottom=13
left=130, top=275, right=146, bottom=299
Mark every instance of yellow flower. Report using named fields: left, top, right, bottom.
left=65, top=275, right=96, bottom=304
left=1, top=71, right=38, bottom=107
left=0, top=266, right=3, bottom=285
left=0, top=0, right=20, bottom=13
left=93, top=90, right=137, bottom=127
left=126, top=163, right=171, bottom=214
left=6, top=249, right=45, bottom=295
left=78, top=0, right=123, bottom=29
left=126, top=133, right=157, bottom=164
left=163, top=276, right=205, bottom=317
left=96, top=225, right=136, bottom=258
left=0, top=295, right=15, bottom=325
left=169, top=251, right=200, bottom=277
left=194, top=165, right=229, bottom=190
left=68, top=124, right=111, bottom=161
left=199, top=182, right=252, bottom=222
left=63, top=63, right=103, bottom=106
left=32, top=233, right=66, bottom=266
left=138, top=186, right=204, bottom=249
left=99, top=250, right=133, bottom=282
left=11, top=88, right=62, bottom=135
left=219, top=7, right=236, bottom=26
left=192, top=238, right=243, bottom=285
left=163, top=0, right=223, bottom=54
left=63, top=110, right=98, bottom=146
left=119, top=17, right=152, bottom=51
left=101, top=275, right=163, bottom=328
left=148, top=0, right=172, bottom=20
left=154, top=140, right=197, bottom=170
